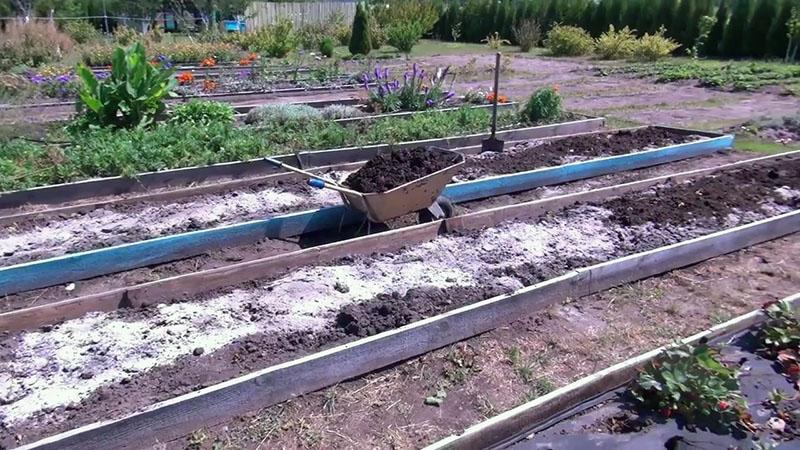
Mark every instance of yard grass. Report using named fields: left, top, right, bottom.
left=334, top=39, right=524, bottom=59
left=601, top=57, right=800, bottom=92
left=735, top=134, right=800, bottom=154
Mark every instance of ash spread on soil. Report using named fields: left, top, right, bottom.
left=2, top=156, right=799, bottom=446
left=460, top=127, right=699, bottom=180
left=345, top=147, right=459, bottom=193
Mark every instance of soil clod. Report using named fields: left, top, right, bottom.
left=345, top=147, right=459, bottom=193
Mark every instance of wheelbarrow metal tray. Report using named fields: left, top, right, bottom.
left=341, top=147, right=465, bottom=223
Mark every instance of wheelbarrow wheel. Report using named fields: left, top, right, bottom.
left=418, top=196, right=455, bottom=223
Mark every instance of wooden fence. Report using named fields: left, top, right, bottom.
left=245, top=1, right=356, bottom=30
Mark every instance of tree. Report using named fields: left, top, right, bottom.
left=748, top=0, right=778, bottom=56
left=621, top=0, right=642, bottom=32
left=349, top=2, right=372, bottom=55
left=671, top=0, right=694, bottom=46
left=767, top=0, right=793, bottom=57
left=605, top=0, right=625, bottom=28
left=655, top=0, right=679, bottom=33
left=721, top=0, right=752, bottom=57
left=590, top=0, right=609, bottom=35
left=579, top=0, right=596, bottom=31
left=705, top=0, right=729, bottom=55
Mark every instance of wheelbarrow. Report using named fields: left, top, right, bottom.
left=266, top=146, right=464, bottom=227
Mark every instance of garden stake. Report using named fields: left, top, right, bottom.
left=482, top=52, right=505, bottom=153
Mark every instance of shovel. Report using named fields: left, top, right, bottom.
left=482, top=52, right=505, bottom=153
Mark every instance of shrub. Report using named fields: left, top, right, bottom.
left=368, top=16, right=387, bottom=49
left=78, top=42, right=239, bottom=66
left=544, top=24, right=593, bottom=57
left=170, top=100, right=234, bottom=126
left=364, top=64, right=455, bottom=112
left=350, top=2, right=373, bottom=55
left=244, top=104, right=323, bottom=126
left=632, top=27, right=681, bottom=61
left=113, top=25, right=140, bottom=46
left=298, top=23, right=327, bottom=50
left=320, top=104, right=366, bottom=120
left=482, top=32, right=511, bottom=50
left=371, top=0, right=439, bottom=33
left=387, top=21, right=425, bottom=53
left=523, top=87, right=562, bottom=123
left=75, top=43, right=177, bottom=129
left=249, top=18, right=298, bottom=58
left=0, top=73, right=31, bottom=100
left=0, top=21, right=75, bottom=69
left=62, top=20, right=101, bottom=44
left=513, top=19, right=542, bottom=53
left=319, top=37, right=335, bottom=58
left=594, top=25, right=637, bottom=60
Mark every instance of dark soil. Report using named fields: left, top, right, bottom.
left=601, top=158, right=800, bottom=227
left=7, top=155, right=798, bottom=447
left=345, top=147, right=460, bottom=193
left=460, top=127, right=699, bottom=180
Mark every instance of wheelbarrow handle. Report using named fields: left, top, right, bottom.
left=307, top=178, right=364, bottom=196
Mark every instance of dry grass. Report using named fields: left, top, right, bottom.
left=0, top=21, right=74, bottom=69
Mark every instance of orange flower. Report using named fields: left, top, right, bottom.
left=486, top=92, right=509, bottom=104
left=200, top=56, right=217, bottom=67
left=202, top=79, right=218, bottom=92
left=239, top=57, right=252, bottom=66
left=552, top=84, right=561, bottom=93
left=177, top=72, right=194, bottom=85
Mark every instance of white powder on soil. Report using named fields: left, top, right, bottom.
left=0, top=205, right=730, bottom=427
left=0, top=183, right=343, bottom=267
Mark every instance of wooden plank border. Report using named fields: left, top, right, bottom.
left=0, top=127, right=732, bottom=297
left=6, top=147, right=792, bottom=332
left=0, top=117, right=605, bottom=210
left=427, top=292, right=800, bottom=450
left=18, top=211, right=800, bottom=450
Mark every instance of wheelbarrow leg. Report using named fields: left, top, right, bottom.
left=418, top=196, right=455, bottom=223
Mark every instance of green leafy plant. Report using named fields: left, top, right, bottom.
left=633, top=342, right=745, bottom=431
left=688, top=15, right=718, bottom=59
left=594, top=25, right=637, bottom=60
left=759, top=299, right=800, bottom=353
left=482, top=32, right=511, bottom=50
left=75, top=43, right=177, bottom=129
left=319, top=37, right=335, bottom=58
left=249, top=18, right=298, bottom=58
left=61, top=20, right=101, bottom=44
left=632, top=27, right=681, bottom=62
left=523, top=87, right=562, bottom=123
left=169, top=100, right=234, bottom=126
left=387, top=21, right=425, bottom=54
left=544, top=24, right=594, bottom=56
left=349, top=2, right=373, bottom=55
left=513, top=18, right=542, bottom=53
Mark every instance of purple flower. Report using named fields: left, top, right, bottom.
left=56, top=74, right=73, bottom=84
left=426, top=99, right=434, bottom=107
left=96, top=71, right=110, bottom=80
left=29, top=74, right=46, bottom=85
left=403, top=72, right=410, bottom=83
left=238, top=69, right=252, bottom=79
left=374, top=67, right=381, bottom=80
left=412, top=63, right=419, bottom=75
left=382, top=67, right=389, bottom=79
left=444, top=91, right=455, bottom=100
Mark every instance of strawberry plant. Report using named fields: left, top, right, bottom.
left=633, top=342, right=745, bottom=431
left=758, top=299, right=800, bottom=354
left=75, top=43, right=176, bottom=129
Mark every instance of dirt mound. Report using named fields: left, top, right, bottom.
left=345, top=147, right=459, bottom=193
left=602, top=157, right=800, bottom=227
left=758, top=117, right=800, bottom=144
left=462, top=127, right=698, bottom=179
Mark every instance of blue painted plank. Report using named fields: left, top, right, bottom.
left=0, top=134, right=734, bottom=296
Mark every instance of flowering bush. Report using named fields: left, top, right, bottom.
left=200, top=56, right=217, bottom=67
left=486, top=92, right=510, bottom=104
left=202, top=79, right=218, bottom=92
left=363, top=64, right=455, bottom=112
left=239, top=53, right=259, bottom=66
left=26, top=70, right=80, bottom=98
left=79, top=42, right=238, bottom=66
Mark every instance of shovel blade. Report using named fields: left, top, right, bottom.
left=481, top=137, right=505, bottom=152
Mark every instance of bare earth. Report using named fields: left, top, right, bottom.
left=186, top=235, right=800, bottom=450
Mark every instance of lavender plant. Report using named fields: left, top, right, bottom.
left=363, top=64, right=456, bottom=112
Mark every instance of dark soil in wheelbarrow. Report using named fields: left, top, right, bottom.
left=344, top=147, right=459, bottom=193
left=5, top=155, right=798, bottom=448
left=460, top=127, right=702, bottom=180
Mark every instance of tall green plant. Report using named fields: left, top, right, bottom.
left=705, top=0, right=730, bottom=56
left=75, top=43, right=176, bottom=129
left=349, top=2, right=373, bottom=55
left=721, top=0, right=753, bottom=57
left=749, top=0, right=778, bottom=56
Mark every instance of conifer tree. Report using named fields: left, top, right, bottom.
left=349, top=2, right=372, bottom=55
left=655, top=0, right=679, bottom=33
left=705, top=0, right=729, bottom=55
left=721, top=0, right=752, bottom=57
left=748, top=0, right=778, bottom=56
left=767, top=0, right=793, bottom=57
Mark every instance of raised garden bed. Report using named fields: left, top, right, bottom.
left=431, top=293, right=800, bottom=449
left=1, top=154, right=798, bottom=448
left=0, top=125, right=731, bottom=297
